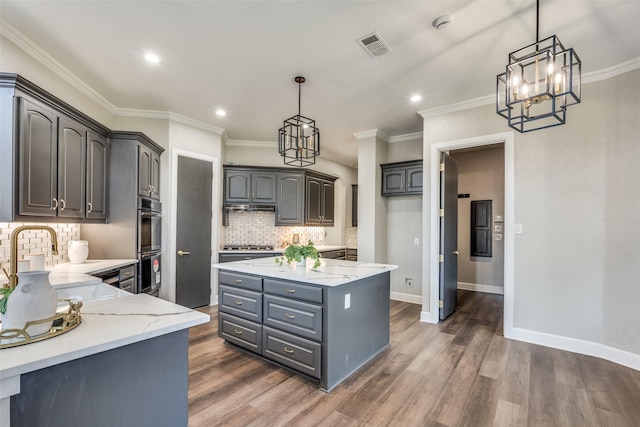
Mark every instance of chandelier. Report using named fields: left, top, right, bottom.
left=496, top=0, right=581, bottom=132
left=278, top=76, right=320, bottom=167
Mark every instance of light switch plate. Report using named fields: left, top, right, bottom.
left=345, top=293, right=351, bottom=309
left=514, top=223, right=523, bottom=234
left=495, top=234, right=503, bottom=240
left=414, top=238, right=419, bottom=245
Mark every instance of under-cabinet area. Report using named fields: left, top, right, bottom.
left=213, top=258, right=396, bottom=392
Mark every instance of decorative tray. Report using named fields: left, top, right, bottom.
left=0, top=299, right=82, bottom=349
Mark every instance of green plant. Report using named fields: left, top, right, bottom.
left=0, top=287, right=15, bottom=314
left=275, top=240, right=321, bottom=268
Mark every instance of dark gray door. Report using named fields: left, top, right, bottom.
left=439, top=152, right=459, bottom=320
left=176, top=156, right=212, bottom=308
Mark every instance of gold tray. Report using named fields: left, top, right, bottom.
left=0, top=299, right=82, bottom=349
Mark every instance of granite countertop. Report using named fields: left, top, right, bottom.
left=212, top=257, right=397, bottom=287
left=0, top=292, right=209, bottom=397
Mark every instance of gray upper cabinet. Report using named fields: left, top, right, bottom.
left=57, top=116, right=87, bottom=218
left=224, top=168, right=276, bottom=205
left=276, top=172, right=304, bottom=225
left=138, top=144, right=161, bottom=200
left=381, top=160, right=423, bottom=196
left=86, top=132, right=109, bottom=219
left=305, top=175, right=334, bottom=226
left=17, top=97, right=58, bottom=217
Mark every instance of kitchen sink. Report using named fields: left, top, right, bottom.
left=56, top=282, right=130, bottom=303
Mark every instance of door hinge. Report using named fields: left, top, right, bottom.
left=440, top=162, right=445, bottom=172
left=439, top=254, right=444, bottom=262
left=438, top=300, right=444, bottom=308
left=439, top=209, right=444, bottom=217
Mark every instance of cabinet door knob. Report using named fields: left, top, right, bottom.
left=87, top=202, right=92, bottom=213
left=51, top=198, right=58, bottom=210
left=59, top=198, right=65, bottom=211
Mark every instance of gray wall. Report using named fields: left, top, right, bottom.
left=422, top=69, right=640, bottom=357
left=451, top=146, right=505, bottom=289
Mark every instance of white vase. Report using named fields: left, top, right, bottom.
left=297, top=257, right=307, bottom=267
left=3, top=271, right=58, bottom=338
left=68, top=240, right=89, bottom=264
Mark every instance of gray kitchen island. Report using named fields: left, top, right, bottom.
left=212, top=257, right=398, bottom=392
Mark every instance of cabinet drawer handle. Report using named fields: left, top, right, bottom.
left=59, top=198, right=66, bottom=211
left=285, top=289, right=296, bottom=293
left=234, top=301, right=243, bottom=305
left=234, top=329, right=243, bottom=335
left=284, top=313, right=295, bottom=319
left=234, top=279, right=243, bottom=283
left=51, top=198, right=58, bottom=210
left=283, top=347, right=294, bottom=354
left=87, top=202, right=92, bottom=213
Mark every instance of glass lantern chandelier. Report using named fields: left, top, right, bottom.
left=496, top=0, right=581, bottom=132
left=278, top=76, right=320, bottom=167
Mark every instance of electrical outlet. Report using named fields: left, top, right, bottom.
left=405, top=278, right=413, bottom=287
left=414, top=237, right=419, bottom=245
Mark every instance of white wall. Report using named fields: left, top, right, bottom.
left=421, top=69, right=640, bottom=362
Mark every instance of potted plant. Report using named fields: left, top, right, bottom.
left=276, top=240, right=321, bottom=268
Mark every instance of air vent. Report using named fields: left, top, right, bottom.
left=356, top=31, right=392, bottom=58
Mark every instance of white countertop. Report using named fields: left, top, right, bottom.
left=218, top=245, right=347, bottom=254
left=48, top=259, right=138, bottom=288
left=212, top=257, right=397, bottom=287
left=0, top=292, right=209, bottom=393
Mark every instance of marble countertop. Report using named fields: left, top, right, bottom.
left=218, top=245, right=347, bottom=254
left=212, top=257, right=397, bottom=287
left=0, top=292, right=209, bottom=395
left=48, top=259, right=138, bottom=289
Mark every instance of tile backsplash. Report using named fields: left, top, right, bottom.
left=222, top=212, right=327, bottom=248
left=0, top=222, right=80, bottom=281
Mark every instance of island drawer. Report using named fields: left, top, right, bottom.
left=219, top=271, right=262, bottom=292
left=263, top=279, right=323, bottom=304
left=263, top=295, right=322, bottom=341
left=220, top=312, right=262, bottom=353
left=262, top=326, right=321, bottom=379
left=219, top=285, right=262, bottom=322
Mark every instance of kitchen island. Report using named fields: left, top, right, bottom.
left=1, top=283, right=209, bottom=426
left=212, top=257, right=397, bottom=392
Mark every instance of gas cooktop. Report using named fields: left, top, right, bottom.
left=222, top=244, right=276, bottom=251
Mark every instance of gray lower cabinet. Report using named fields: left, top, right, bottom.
left=318, top=249, right=346, bottom=260
left=218, top=252, right=281, bottom=263
left=218, top=270, right=391, bottom=392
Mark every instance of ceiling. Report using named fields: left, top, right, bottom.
left=1, top=1, right=639, bottom=167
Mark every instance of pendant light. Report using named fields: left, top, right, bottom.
left=496, top=0, right=581, bottom=132
left=278, top=76, right=320, bottom=167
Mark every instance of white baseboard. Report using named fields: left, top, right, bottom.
left=506, top=326, right=640, bottom=372
left=390, top=291, right=422, bottom=305
left=458, top=281, right=504, bottom=295
left=420, top=310, right=437, bottom=323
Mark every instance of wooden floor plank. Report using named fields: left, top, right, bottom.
left=187, top=292, right=640, bottom=426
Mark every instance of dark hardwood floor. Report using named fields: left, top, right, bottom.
left=188, top=290, right=640, bottom=426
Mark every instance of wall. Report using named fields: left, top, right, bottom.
left=451, top=145, right=505, bottom=291
left=421, top=68, right=640, bottom=360
left=385, top=137, right=423, bottom=302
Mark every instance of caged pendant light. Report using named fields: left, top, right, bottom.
left=496, top=0, right=581, bottom=132
left=278, top=76, right=320, bottom=167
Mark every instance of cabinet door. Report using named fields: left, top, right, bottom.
left=276, top=173, right=304, bottom=225
left=382, top=167, right=406, bottom=195
left=305, top=176, right=322, bottom=224
left=225, top=170, right=251, bottom=204
left=406, top=165, right=423, bottom=194
left=18, top=97, right=58, bottom=216
left=86, top=131, right=108, bottom=219
left=57, top=117, right=87, bottom=218
left=251, top=172, right=276, bottom=204
left=150, top=151, right=161, bottom=200
left=320, top=180, right=334, bottom=225
left=352, top=184, right=358, bottom=227
left=138, top=145, right=152, bottom=198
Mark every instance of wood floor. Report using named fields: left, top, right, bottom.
left=187, top=290, right=640, bottom=426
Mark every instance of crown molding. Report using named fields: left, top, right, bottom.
left=388, top=131, right=423, bottom=143
left=583, top=56, right=640, bottom=84
left=353, top=129, right=390, bottom=142
left=115, top=108, right=225, bottom=135
left=0, top=18, right=118, bottom=115
left=225, top=139, right=277, bottom=148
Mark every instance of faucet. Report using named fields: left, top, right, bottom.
left=7, top=225, right=59, bottom=288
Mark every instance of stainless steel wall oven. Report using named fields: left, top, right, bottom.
left=138, top=197, right=161, bottom=295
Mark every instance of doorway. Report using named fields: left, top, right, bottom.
left=427, top=131, right=514, bottom=336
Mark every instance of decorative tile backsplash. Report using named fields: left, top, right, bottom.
left=222, top=212, right=328, bottom=248
left=0, top=222, right=80, bottom=281
left=345, top=227, right=358, bottom=248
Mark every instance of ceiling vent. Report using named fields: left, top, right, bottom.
left=356, top=31, right=392, bottom=58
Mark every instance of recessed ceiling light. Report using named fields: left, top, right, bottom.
left=144, top=53, right=160, bottom=63
left=215, top=109, right=226, bottom=117
left=410, top=94, right=422, bottom=103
